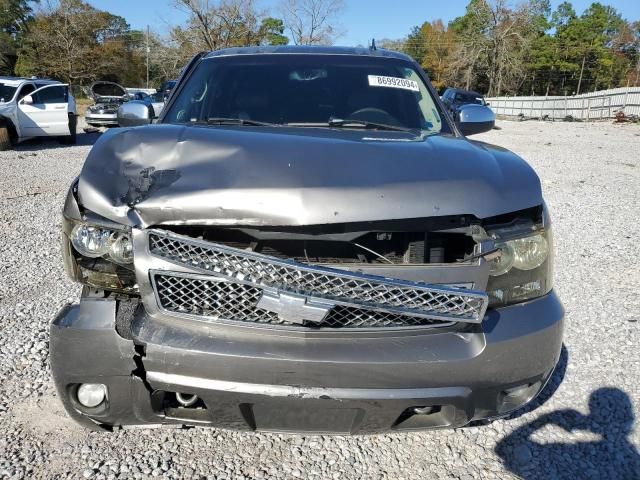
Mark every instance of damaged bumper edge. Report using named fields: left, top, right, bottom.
left=50, top=291, right=564, bottom=434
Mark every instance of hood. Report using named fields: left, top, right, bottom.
left=90, top=81, right=128, bottom=103
left=77, top=125, right=543, bottom=228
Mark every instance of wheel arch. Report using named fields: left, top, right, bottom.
left=0, top=115, right=18, bottom=141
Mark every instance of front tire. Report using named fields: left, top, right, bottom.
left=61, top=114, right=77, bottom=145
left=0, top=124, right=12, bottom=151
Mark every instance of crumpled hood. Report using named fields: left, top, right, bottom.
left=77, top=124, right=542, bottom=228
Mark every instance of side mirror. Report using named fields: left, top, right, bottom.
left=21, top=95, right=34, bottom=105
left=456, top=104, right=495, bottom=136
left=117, top=102, right=152, bottom=127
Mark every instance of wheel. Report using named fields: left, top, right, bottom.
left=0, top=124, right=12, bottom=150
left=61, top=114, right=77, bottom=144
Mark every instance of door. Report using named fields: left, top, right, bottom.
left=17, top=84, right=70, bottom=137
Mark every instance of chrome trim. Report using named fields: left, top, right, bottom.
left=146, top=371, right=471, bottom=400
left=149, top=270, right=457, bottom=331
left=145, top=229, right=488, bottom=324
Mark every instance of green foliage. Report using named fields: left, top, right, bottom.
left=259, top=17, right=289, bottom=46
left=8, top=0, right=289, bottom=88
left=398, top=1, right=639, bottom=96
left=0, top=0, right=37, bottom=74
left=15, top=0, right=145, bottom=86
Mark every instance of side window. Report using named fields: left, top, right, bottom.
left=32, top=86, right=68, bottom=104
left=17, top=83, right=36, bottom=101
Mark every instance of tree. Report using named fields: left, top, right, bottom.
left=173, top=0, right=287, bottom=54
left=556, top=3, right=626, bottom=93
left=15, top=0, right=145, bottom=86
left=258, top=17, right=288, bottom=45
left=381, top=1, right=637, bottom=95
left=448, top=0, right=492, bottom=92
left=279, top=0, right=344, bottom=45
left=0, top=0, right=37, bottom=74
left=400, top=21, right=459, bottom=90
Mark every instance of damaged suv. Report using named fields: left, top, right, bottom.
left=52, top=46, right=564, bottom=434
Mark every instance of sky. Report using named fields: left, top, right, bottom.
left=88, top=0, right=640, bottom=47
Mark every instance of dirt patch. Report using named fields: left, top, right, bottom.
left=9, top=390, right=87, bottom=443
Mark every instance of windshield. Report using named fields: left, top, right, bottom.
left=456, top=92, right=485, bottom=105
left=0, top=84, right=17, bottom=103
left=163, top=55, right=445, bottom=134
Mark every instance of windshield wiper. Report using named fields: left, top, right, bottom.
left=326, top=118, right=416, bottom=133
left=193, top=117, right=278, bottom=127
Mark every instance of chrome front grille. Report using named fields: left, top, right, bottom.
left=153, top=273, right=449, bottom=329
left=146, top=230, right=488, bottom=329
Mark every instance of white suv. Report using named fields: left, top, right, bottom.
left=0, top=77, right=78, bottom=150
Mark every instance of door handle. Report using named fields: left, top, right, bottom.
left=54, top=106, right=66, bottom=110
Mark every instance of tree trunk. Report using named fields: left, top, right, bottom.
left=576, top=54, right=586, bottom=95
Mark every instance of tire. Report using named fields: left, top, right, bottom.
left=0, top=124, right=12, bottom=151
left=61, top=114, right=77, bottom=145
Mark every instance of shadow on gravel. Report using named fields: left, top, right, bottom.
left=496, top=385, right=640, bottom=479
left=15, top=131, right=100, bottom=151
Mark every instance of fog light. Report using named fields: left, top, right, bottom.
left=497, top=382, right=541, bottom=413
left=77, top=383, right=107, bottom=408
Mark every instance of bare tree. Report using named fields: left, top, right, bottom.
left=279, top=0, right=344, bottom=45
left=174, top=0, right=264, bottom=52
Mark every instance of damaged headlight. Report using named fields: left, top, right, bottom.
left=486, top=223, right=553, bottom=307
left=63, top=219, right=137, bottom=293
left=71, top=224, right=133, bottom=263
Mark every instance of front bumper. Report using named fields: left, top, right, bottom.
left=84, top=112, right=118, bottom=126
left=50, top=291, right=564, bottom=433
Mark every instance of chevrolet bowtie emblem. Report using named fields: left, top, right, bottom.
left=257, top=291, right=334, bottom=325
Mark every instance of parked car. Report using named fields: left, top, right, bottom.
left=158, top=79, right=177, bottom=100
left=0, top=76, right=77, bottom=149
left=441, top=87, right=491, bottom=121
left=86, top=83, right=164, bottom=127
left=85, top=81, right=129, bottom=127
left=126, top=90, right=165, bottom=119
left=53, top=46, right=563, bottom=434
left=147, top=91, right=166, bottom=117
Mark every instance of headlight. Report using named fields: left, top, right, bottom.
left=486, top=226, right=553, bottom=307
left=70, top=224, right=133, bottom=264
left=109, top=232, right=134, bottom=264
left=71, top=224, right=112, bottom=258
left=63, top=219, right=137, bottom=293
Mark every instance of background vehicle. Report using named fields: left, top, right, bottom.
left=0, top=76, right=77, bottom=149
left=87, top=83, right=165, bottom=127
left=147, top=91, right=166, bottom=117
left=53, top=46, right=562, bottom=434
left=158, top=79, right=177, bottom=100
left=126, top=90, right=165, bottom=119
left=85, top=81, right=129, bottom=127
left=441, top=87, right=489, bottom=120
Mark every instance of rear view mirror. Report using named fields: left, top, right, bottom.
left=456, top=104, right=495, bottom=136
left=117, top=102, right=152, bottom=127
left=21, top=95, right=34, bottom=105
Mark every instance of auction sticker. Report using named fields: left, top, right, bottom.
left=368, top=75, right=420, bottom=92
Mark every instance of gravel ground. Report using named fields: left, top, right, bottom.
left=0, top=120, right=639, bottom=479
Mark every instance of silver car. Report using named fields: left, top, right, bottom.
left=85, top=81, right=128, bottom=127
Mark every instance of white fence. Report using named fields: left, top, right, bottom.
left=486, top=87, right=640, bottom=120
